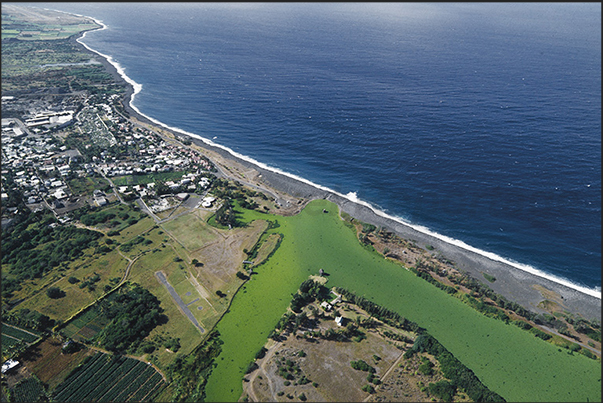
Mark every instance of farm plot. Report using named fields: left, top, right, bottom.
left=1, top=323, right=41, bottom=357
left=21, top=337, right=93, bottom=388
left=60, top=308, right=110, bottom=342
left=52, top=352, right=165, bottom=402
left=8, top=377, right=46, bottom=403
left=1, top=324, right=40, bottom=344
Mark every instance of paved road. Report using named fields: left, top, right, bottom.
left=154, top=271, right=204, bottom=333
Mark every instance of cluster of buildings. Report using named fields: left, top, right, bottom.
left=1, top=90, right=219, bottom=228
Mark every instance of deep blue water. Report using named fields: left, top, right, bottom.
left=29, top=3, right=601, bottom=292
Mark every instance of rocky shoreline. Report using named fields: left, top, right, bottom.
left=79, top=32, right=601, bottom=323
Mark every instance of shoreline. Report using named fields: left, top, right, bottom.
left=72, top=20, right=601, bottom=322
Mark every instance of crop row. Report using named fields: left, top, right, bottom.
left=84, top=358, right=140, bottom=401
left=111, top=365, right=157, bottom=402
left=2, top=334, right=20, bottom=349
left=52, top=352, right=107, bottom=399
left=1, top=324, right=39, bottom=343
left=127, top=371, right=164, bottom=402
left=52, top=353, right=165, bottom=402
left=60, top=356, right=133, bottom=402
left=97, top=361, right=151, bottom=402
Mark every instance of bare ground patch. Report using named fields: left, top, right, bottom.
left=242, top=299, right=471, bottom=402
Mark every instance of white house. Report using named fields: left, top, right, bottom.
left=1, top=360, right=19, bottom=374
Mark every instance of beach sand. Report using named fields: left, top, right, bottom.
left=82, top=35, right=601, bottom=323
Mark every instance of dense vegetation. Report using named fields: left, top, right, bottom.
left=2, top=309, right=54, bottom=333
left=214, top=199, right=238, bottom=228
left=1, top=211, right=103, bottom=293
left=405, top=334, right=505, bottom=402
left=334, top=287, right=425, bottom=334
left=95, top=283, right=167, bottom=353
left=166, top=330, right=223, bottom=402
left=7, top=376, right=47, bottom=403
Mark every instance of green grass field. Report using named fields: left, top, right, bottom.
left=161, top=213, right=218, bottom=252
left=204, top=199, right=601, bottom=403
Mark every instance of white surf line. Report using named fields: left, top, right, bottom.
left=54, top=7, right=601, bottom=301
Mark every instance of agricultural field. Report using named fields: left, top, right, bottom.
left=51, top=352, right=165, bottom=402
left=1, top=324, right=40, bottom=344
left=6, top=376, right=47, bottom=403
left=19, top=337, right=94, bottom=390
left=203, top=199, right=601, bottom=403
left=1, top=324, right=41, bottom=361
left=60, top=307, right=111, bottom=342
left=1, top=4, right=100, bottom=40
left=13, top=246, right=128, bottom=323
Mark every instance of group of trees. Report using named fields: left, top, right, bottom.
left=95, top=283, right=167, bottom=353
left=166, top=330, right=223, bottom=402
left=290, top=279, right=330, bottom=313
left=1, top=210, right=103, bottom=290
left=2, top=308, right=55, bottom=332
left=214, top=200, right=238, bottom=228
left=405, top=334, right=505, bottom=402
left=334, top=287, right=425, bottom=334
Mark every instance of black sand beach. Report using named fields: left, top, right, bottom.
left=82, top=33, right=601, bottom=323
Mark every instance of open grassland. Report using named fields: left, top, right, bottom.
left=120, top=212, right=267, bottom=368
left=161, top=213, right=219, bottom=251
left=15, top=248, right=128, bottom=322
left=68, top=176, right=111, bottom=197
left=204, top=199, right=601, bottom=403
left=111, top=171, right=186, bottom=186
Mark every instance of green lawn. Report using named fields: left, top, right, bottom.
left=204, top=199, right=601, bottom=403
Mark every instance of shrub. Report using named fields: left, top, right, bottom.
left=362, top=384, right=375, bottom=394
left=245, top=362, right=258, bottom=374
left=68, top=276, right=79, bottom=284
left=47, top=287, right=65, bottom=299
left=351, top=360, right=375, bottom=373
left=428, top=380, right=457, bottom=402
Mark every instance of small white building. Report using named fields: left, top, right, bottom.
left=94, top=197, right=107, bottom=207
left=320, top=301, right=332, bottom=312
left=201, top=196, right=215, bottom=208
left=1, top=360, right=19, bottom=374
left=335, top=316, right=344, bottom=326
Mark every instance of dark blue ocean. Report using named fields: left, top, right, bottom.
left=31, top=3, right=601, bottom=293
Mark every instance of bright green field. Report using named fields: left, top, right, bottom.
left=204, top=199, right=600, bottom=403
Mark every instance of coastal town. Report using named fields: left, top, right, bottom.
left=1, top=4, right=600, bottom=403
left=2, top=91, right=218, bottom=229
